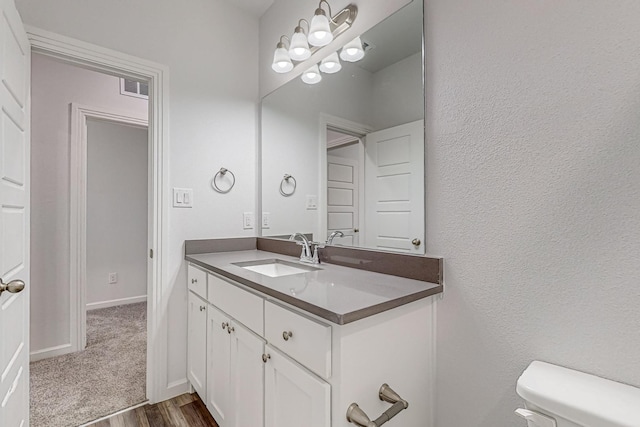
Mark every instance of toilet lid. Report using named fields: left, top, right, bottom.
left=517, top=361, right=640, bottom=427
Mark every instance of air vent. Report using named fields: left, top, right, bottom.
left=120, top=78, right=149, bottom=99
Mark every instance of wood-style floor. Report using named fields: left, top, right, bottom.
left=86, top=393, right=219, bottom=427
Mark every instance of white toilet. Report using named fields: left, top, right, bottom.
left=516, top=361, right=640, bottom=427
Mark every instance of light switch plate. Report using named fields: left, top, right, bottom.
left=243, top=212, right=254, bottom=229
left=173, top=188, right=193, bottom=208
left=306, top=195, right=318, bottom=210
left=262, top=212, right=271, bottom=229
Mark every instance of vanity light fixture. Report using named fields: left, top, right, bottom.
left=271, top=2, right=357, bottom=73
left=339, top=36, right=365, bottom=62
left=289, top=20, right=311, bottom=61
left=271, top=36, right=294, bottom=73
left=319, top=52, right=342, bottom=74
left=301, top=64, right=322, bottom=84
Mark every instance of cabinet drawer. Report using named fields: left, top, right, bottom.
left=188, top=265, right=207, bottom=299
left=208, top=273, right=264, bottom=335
left=265, top=301, right=331, bottom=379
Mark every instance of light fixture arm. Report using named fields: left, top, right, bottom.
left=297, top=19, right=310, bottom=34
left=277, top=35, right=290, bottom=49
left=318, top=0, right=335, bottom=24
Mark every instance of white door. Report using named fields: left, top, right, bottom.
left=207, top=305, right=231, bottom=427
left=327, top=155, right=359, bottom=246
left=364, top=120, right=424, bottom=253
left=229, top=321, right=264, bottom=427
left=264, top=346, right=330, bottom=427
left=0, top=0, right=30, bottom=426
left=187, top=292, right=207, bottom=399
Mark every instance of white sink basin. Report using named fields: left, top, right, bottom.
left=233, top=259, right=320, bottom=278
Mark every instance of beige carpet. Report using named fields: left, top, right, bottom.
left=30, top=302, right=147, bottom=427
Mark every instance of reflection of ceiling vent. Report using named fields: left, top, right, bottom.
left=120, top=78, right=149, bottom=99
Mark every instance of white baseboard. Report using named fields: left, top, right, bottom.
left=30, top=343, right=74, bottom=362
left=86, top=295, right=147, bottom=311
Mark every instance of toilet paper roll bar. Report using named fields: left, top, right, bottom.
left=346, top=383, right=409, bottom=427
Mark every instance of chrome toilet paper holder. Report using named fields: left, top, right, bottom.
left=346, top=383, right=409, bottom=427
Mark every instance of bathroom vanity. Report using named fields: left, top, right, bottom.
left=185, top=240, right=442, bottom=427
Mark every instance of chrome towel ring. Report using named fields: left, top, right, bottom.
left=212, top=167, right=235, bottom=193
left=279, top=174, right=296, bottom=196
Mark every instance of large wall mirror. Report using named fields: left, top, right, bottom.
left=261, top=0, right=424, bottom=254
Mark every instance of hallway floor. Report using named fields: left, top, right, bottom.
left=30, top=302, right=147, bottom=427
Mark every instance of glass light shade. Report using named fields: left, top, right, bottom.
left=289, top=29, right=311, bottom=61
left=319, top=52, right=342, bottom=74
left=308, top=11, right=333, bottom=47
left=339, top=36, right=365, bottom=62
left=272, top=45, right=293, bottom=73
left=301, top=64, right=322, bottom=84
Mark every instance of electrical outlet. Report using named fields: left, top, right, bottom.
left=243, top=212, right=254, bottom=229
left=262, top=212, right=271, bottom=229
left=306, top=195, right=318, bottom=210
left=108, top=272, right=118, bottom=284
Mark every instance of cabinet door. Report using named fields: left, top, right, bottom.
left=187, top=291, right=207, bottom=399
left=207, top=305, right=231, bottom=427
left=229, top=321, right=265, bottom=427
left=265, top=346, right=330, bottom=427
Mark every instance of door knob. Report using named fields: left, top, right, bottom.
left=411, top=238, right=421, bottom=246
left=354, top=228, right=359, bottom=233
left=0, top=278, right=25, bottom=296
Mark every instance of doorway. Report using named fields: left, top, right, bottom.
left=28, top=53, right=151, bottom=426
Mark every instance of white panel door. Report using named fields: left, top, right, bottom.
left=364, top=120, right=424, bottom=253
left=229, top=321, right=264, bottom=427
left=265, top=346, right=330, bottom=427
left=187, top=291, right=207, bottom=399
left=0, top=0, right=30, bottom=426
left=327, top=155, right=358, bottom=246
left=207, top=305, right=231, bottom=427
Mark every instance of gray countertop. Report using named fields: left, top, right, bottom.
left=186, top=250, right=442, bottom=325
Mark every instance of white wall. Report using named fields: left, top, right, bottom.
left=86, top=120, right=148, bottom=308
left=18, top=0, right=259, bottom=399
left=371, top=52, right=423, bottom=130
left=425, top=1, right=640, bottom=426
left=30, top=54, right=148, bottom=356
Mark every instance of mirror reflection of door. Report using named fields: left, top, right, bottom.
left=364, top=120, right=424, bottom=253
left=326, top=130, right=363, bottom=246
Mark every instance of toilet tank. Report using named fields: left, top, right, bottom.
left=516, top=361, right=640, bottom=427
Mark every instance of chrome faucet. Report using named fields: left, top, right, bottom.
left=326, top=230, right=344, bottom=245
left=289, top=233, right=323, bottom=264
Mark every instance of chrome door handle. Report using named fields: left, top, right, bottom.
left=412, top=238, right=421, bottom=246
left=227, top=325, right=235, bottom=334
left=262, top=353, right=271, bottom=363
left=0, top=278, right=25, bottom=296
left=282, top=331, right=293, bottom=341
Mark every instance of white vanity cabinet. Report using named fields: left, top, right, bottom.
left=187, top=265, right=209, bottom=400
left=264, top=345, right=331, bottom=427
left=206, top=303, right=265, bottom=427
left=187, top=262, right=435, bottom=427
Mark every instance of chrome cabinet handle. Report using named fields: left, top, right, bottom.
left=227, top=325, right=235, bottom=334
left=262, top=353, right=271, bottom=363
left=199, top=305, right=206, bottom=311
left=191, top=278, right=198, bottom=284
left=411, top=238, right=421, bottom=246
left=0, top=278, right=25, bottom=296
left=221, top=322, right=228, bottom=330
left=282, top=331, right=293, bottom=341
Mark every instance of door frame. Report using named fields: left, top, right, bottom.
left=318, top=114, right=371, bottom=241
left=70, top=103, right=148, bottom=351
left=27, top=26, right=170, bottom=403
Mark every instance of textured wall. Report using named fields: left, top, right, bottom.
left=425, top=1, right=640, bottom=426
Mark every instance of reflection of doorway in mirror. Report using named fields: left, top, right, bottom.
left=327, top=130, right=364, bottom=246
left=364, top=120, right=424, bottom=253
